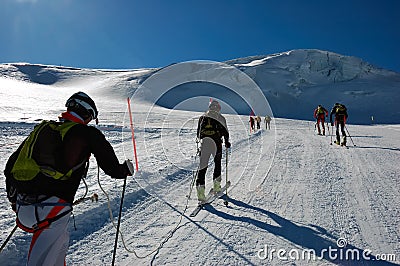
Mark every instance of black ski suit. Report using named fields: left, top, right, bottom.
left=330, top=104, right=348, bottom=144
left=196, top=110, right=229, bottom=187
left=5, top=118, right=131, bottom=204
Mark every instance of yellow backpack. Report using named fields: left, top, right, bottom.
left=10, top=120, right=78, bottom=182
left=317, top=106, right=325, bottom=114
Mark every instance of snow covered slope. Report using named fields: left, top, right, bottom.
left=0, top=50, right=399, bottom=265
left=1, top=49, right=399, bottom=124
left=0, top=117, right=399, bottom=265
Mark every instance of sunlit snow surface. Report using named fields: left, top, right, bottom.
left=0, top=53, right=399, bottom=265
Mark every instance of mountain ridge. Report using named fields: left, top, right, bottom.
left=1, top=49, right=399, bottom=124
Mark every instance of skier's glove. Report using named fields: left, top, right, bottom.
left=331, top=122, right=334, bottom=126
left=124, top=159, right=134, bottom=176
left=225, top=141, right=231, bottom=149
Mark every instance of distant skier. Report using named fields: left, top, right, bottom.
left=196, top=100, right=230, bottom=202
left=313, top=104, right=328, bottom=135
left=4, top=92, right=133, bottom=265
left=330, top=102, right=348, bottom=146
left=264, top=115, right=271, bottom=130
left=249, top=116, right=255, bottom=132
left=256, top=115, right=261, bottom=130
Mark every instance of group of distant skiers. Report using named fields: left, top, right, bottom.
left=313, top=103, right=349, bottom=146
left=249, top=115, right=272, bottom=132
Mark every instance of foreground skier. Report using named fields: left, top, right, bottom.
left=4, top=92, right=133, bottom=265
left=196, top=100, right=231, bottom=202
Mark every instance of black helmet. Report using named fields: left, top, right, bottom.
left=66, top=92, right=98, bottom=119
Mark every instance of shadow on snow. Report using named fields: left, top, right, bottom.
left=205, top=197, right=398, bottom=265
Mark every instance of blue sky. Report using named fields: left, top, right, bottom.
left=1, top=0, right=399, bottom=72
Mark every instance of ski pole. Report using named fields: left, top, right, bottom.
left=344, top=125, right=356, bottom=146
left=0, top=224, right=17, bottom=253
left=112, top=98, right=137, bottom=265
left=325, top=122, right=328, bottom=137
left=112, top=178, right=127, bottom=266
left=224, top=148, right=229, bottom=206
left=187, top=140, right=201, bottom=199
left=330, top=124, right=333, bottom=145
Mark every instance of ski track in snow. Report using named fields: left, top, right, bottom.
left=0, top=118, right=399, bottom=266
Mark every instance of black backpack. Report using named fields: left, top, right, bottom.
left=335, top=104, right=347, bottom=114
left=199, top=117, right=221, bottom=139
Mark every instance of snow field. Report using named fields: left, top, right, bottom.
left=1, top=108, right=399, bottom=266
left=0, top=56, right=399, bottom=265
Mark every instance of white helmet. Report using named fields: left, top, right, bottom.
left=66, top=91, right=98, bottom=119
left=209, top=100, right=221, bottom=112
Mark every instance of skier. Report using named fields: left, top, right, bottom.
left=313, top=104, right=328, bottom=135
left=4, top=92, right=133, bottom=265
left=196, top=100, right=230, bottom=202
left=256, top=115, right=261, bottom=130
left=249, top=116, right=255, bottom=132
left=330, top=102, right=348, bottom=146
left=264, top=115, right=271, bottom=130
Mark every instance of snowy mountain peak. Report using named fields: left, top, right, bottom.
left=229, top=49, right=394, bottom=82
left=224, top=49, right=399, bottom=124
left=0, top=49, right=399, bottom=124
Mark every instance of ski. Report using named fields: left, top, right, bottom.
left=189, top=181, right=231, bottom=217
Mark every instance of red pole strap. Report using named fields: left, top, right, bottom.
left=127, top=97, right=139, bottom=171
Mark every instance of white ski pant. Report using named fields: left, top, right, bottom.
left=16, top=195, right=72, bottom=266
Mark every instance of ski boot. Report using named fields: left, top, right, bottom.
left=196, top=185, right=206, bottom=202
left=213, top=177, right=222, bottom=193
left=213, top=181, right=221, bottom=193
left=341, top=136, right=347, bottom=146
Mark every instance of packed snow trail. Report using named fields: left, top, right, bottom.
left=0, top=119, right=399, bottom=265
left=71, top=119, right=398, bottom=265
left=130, top=120, right=398, bottom=266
